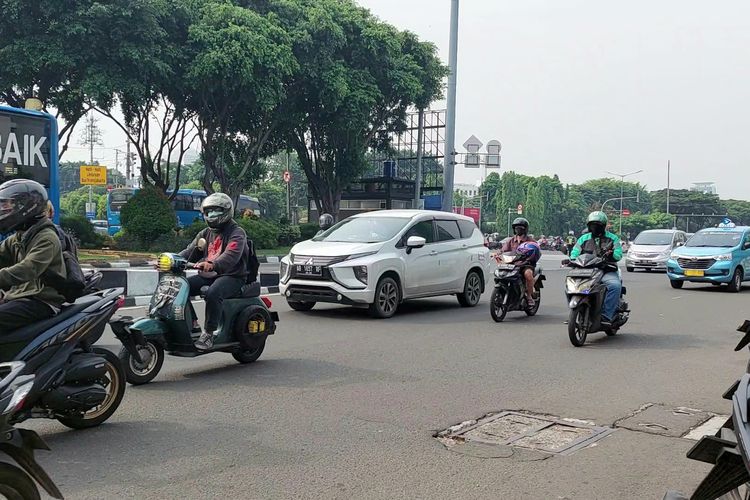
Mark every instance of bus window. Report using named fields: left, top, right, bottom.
left=173, top=194, right=193, bottom=212
left=108, top=189, right=135, bottom=212
left=192, top=194, right=204, bottom=211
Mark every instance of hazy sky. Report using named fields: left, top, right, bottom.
left=67, top=0, right=750, bottom=199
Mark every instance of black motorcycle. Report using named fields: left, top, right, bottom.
left=0, top=361, right=63, bottom=499
left=564, top=252, right=629, bottom=347
left=490, top=252, right=545, bottom=322
left=0, top=285, right=128, bottom=429
left=664, top=321, right=750, bottom=500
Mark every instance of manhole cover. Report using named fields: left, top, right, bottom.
left=436, top=411, right=614, bottom=456
left=615, top=404, right=715, bottom=438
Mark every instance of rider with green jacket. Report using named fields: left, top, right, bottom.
left=570, top=211, right=623, bottom=324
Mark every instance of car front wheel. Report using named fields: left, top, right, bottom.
left=369, top=277, right=401, bottom=319
left=457, top=271, right=483, bottom=307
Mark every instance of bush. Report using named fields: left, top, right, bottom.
left=237, top=218, right=280, bottom=249
left=299, top=222, right=319, bottom=241
left=113, top=231, right=148, bottom=252
left=149, top=232, right=192, bottom=254
left=180, top=220, right=206, bottom=243
left=120, top=187, right=177, bottom=242
left=60, top=215, right=104, bottom=249
left=277, top=224, right=301, bottom=246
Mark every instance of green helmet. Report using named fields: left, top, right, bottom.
left=587, top=211, right=608, bottom=225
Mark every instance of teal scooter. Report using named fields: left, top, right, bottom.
left=110, top=242, right=278, bottom=385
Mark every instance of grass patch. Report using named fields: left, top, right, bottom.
left=257, top=246, right=291, bottom=256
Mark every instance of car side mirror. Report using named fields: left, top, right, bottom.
left=405, top=236, right=426, bottom=254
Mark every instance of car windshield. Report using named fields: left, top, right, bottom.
left=634, top=232, right=673, bottom=245
left=685, top=231, right=742, bottom=248
left=313, top=217, right=408, bottom=243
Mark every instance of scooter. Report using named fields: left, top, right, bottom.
left=0, top=285, right=127, bottom=429
left=664, top=321, right=750, bottom=500
left=0, top=361, right=64, bottom=499
left=490, top=252, right=545, bottom=322
left=111, top=246, right=279, bottom=385
left=564, top=251, right=629, bottom=347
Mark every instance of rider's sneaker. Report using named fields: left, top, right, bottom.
left=526, top=297, right=536, bottom=309
left=195, top=331, right=214, bottom=351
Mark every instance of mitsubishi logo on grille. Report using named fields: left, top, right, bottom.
left=305, top=257, right=314, bottom=266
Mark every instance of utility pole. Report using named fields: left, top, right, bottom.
left=414, top=109, right=425, bottom=209
left=126, top=141, right=132, bottom=187
left=286, top=151, right=291, bottom=220
left=79, top=113, right=103, bottom=216
left=666, top=160, right=671, bottom=218
left=441, top=0, right=460, bottom=213
left=606, top=170, right=643, bottom=236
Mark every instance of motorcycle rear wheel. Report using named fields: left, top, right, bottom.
left=0, top=463, right=40, bottom=500
left=568, top=307, right=588, bottom=347
left=57, top=348, right=126, bottom=429
left=490, top=288, right=507, bottom=322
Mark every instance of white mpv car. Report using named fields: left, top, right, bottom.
left=279, top=210, right=490, bottom=318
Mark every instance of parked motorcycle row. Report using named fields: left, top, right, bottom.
left=0, top=238, right=278, bottom=499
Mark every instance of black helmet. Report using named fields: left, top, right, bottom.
left=0, top=179, right=48, bottom=233
left=201, top=192, right=234, bottom=231
left=512, top=217, right=529, bottom=229
left=319, top=213, right=334, bottom=230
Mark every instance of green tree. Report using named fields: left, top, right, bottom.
left=723, top=200, right=750, bottom=225
left=495, top=171, right=529, bottom=235
left=479, top=172, right=501, bottom=223
left=185, top=1, right=297, bottom=204
left=270, top=0, right=446, bottom=218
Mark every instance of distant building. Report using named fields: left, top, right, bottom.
left=690, top=182, right=717, bottom=195
left=455, top=183, right=480, bottom=198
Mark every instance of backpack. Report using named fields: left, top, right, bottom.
left=23, top=222, right=86, bottom=303
left=200, top=225, right=260, bottom=284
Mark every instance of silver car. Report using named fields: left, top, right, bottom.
left=626, top=229, right=687, bottom=272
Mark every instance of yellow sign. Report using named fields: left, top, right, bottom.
left=80, top=165, right=107, bottom=185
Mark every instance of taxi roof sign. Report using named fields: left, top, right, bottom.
left=718, top=217, right=736, bottom=228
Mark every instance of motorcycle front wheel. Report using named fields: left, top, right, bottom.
left=0, top=463, right=40, bottom=500
left=490, top=288, right=508, bottom=322
left=568, top=306, right=588, bottom=347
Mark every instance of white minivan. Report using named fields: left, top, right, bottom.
left=279, top=210, right=491, bottom=318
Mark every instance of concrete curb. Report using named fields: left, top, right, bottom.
left=87, top=254, right=281, bottom=269
left=95, top=268, right=280, bottom=303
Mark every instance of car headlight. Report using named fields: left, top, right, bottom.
left=352, top=265, right=368, bottom=285
left=670, top=252, right=681, bottom=260
left=279, top=260, right=289, bottom=281
left=715, top=253, right=733, bottom=261
left=566, top=277, right=595, bottom=294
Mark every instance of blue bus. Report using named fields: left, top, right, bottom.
left=107, top=188, right=262, bottom=235
left=0, top=104, right=59, bottom=221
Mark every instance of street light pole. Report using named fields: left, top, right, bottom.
left=606, top=170, right=643, bottom=236
left=441, top=0, right=459, bottom=212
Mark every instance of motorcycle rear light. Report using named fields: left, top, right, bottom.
left=5, top=380, right=33, bottom=415
left=261, top=296, right=273, bottom=308
left=115, top=295, right=126, bottom=311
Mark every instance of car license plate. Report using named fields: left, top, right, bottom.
left=296, top=264, right=322, bottom=277
left=685, top=269, right=704, bottom=277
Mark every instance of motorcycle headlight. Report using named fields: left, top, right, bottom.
left=715, top=253, right=733, bottom=261
left=158, top=253, right=175, bottom=273
left=566, top=277, right=595, bottom=294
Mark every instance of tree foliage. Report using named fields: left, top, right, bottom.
left=120, top=186, right=177, bottom=241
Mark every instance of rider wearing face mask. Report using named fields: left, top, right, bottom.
left=179, top=193, right=249, bottom=351
left=500, top=218, right=538, bottom=307
left=569, top=211, right=623, bottom=324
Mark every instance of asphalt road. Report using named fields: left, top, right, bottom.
left=23, top=258, right=750, bottom=500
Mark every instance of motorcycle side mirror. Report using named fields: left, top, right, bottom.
left=198, top=238, right=207, bottom=250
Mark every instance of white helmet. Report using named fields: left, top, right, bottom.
left=201, top=192, right=234, bottom=230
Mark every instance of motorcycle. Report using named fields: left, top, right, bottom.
left=664, top=321, right=750, bottom=500
left=564, top=250, right=630, bottom=347
left=0, top=283, right=127, bottom=429
left=111, top=246, right=279, bottom=385
left=490, top=252, right=545, bottom=322
left=0, top=361, right=64, bottom=499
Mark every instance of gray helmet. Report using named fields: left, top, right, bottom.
left=319, top=213, right=334, bottom=230
left=201, top=192, right=234, bottom=230
left=512, top=217, right=529, bottom=229
left=0, top=179, right=48, bottom=233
